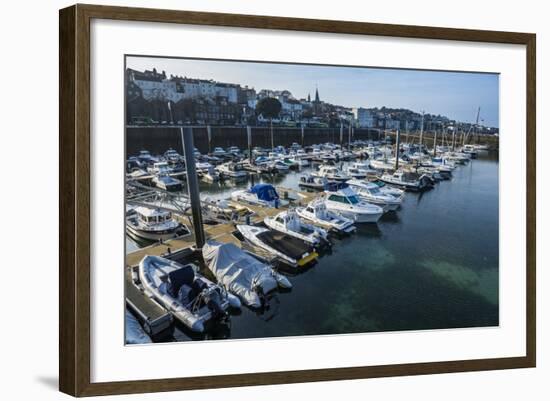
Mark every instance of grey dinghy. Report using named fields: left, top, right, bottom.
left=139, top=255, right=241, bottom=332
left=202, top=241, right=292, bottom=308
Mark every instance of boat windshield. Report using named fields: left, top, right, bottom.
left=347, top=195, right=360, bottom=205
left=369, top=186, right=381, bottom=195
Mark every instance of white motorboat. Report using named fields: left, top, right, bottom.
left=323, top=185, right=384, bottom=223
left=281, top=157, right=300, bottom=169
left=231, top=184, right=286, bottom=208
left=312, top=165, right=350, bottom=182
left=164, top=148, right=182, bottom=162
left=202, top=241, right=291, bottom=308
left=127, top=168, right=149, bottom=180
left=126, top=206, right=187, bottom=241
left=152, top=174, right=183, bottom=191
left=264, top=210, right=330, bottom=248
left=138, top=255, right=240, bottom=333
left=217, top=162, right=248, bottom=179
left=444, top=151, right=470, bottom=164
left=379, top=170, right=434, bottom=191
left=226, top=146, right=242, bottom=156
left=147, top=161, right=174, bottom=175
left=201, top=166, right=220, bottom=183
left=236, top=225, right=318, bottom=267
left=368, top=179, right=406, bottom=198
left=296, top=199, right=356, bottom=234
left=347, top=179, right=404, bottom=211
left=369, top=158, right=396, bottom=171
left=137, top=150, right=156, bottom=164
left=298, top=174, right=333, bottom=191
left=288, top=156, right=309, bottom=167
left=269, top=159, right=290, bottom=173
left=195, top=161, right=214, bottom=172
left=461, top=144, right=478, bottom=158
left=348, top=161, right=377, bottom=175
left=344, top=166, right=367, bottom=179
left=212, top=147, right=227, bottom=157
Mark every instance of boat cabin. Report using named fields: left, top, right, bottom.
left=325, top=187, right=361, bottom=205
left=133, top=207, right=174, bottom=226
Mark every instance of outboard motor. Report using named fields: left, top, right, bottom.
left=204, top=289, right=226, bottom=318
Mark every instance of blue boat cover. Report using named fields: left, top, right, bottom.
left=249, top=184, right=279, bottom=202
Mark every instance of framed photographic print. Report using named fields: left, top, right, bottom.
left=59, top=4, right=536, bottom=397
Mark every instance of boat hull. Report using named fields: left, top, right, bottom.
left=126, top=224, right=181, bottom=241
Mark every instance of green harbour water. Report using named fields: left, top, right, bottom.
left=127, top=152, right=499, bottom=341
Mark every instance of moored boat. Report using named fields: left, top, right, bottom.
left=379, top=170, right=433, bottom=192
left=126, top=206, right=187, bottom=241
left=296, top=199, right=356, bottom=234
left=138, top=255, right=239, bottom=333
left=202, top=241, right=291, bottom=308
left=264, top=210, right=331, bottom=248
left=152, top=174, right=183, bottom=191
left=231, top=184, right=285, bottom=208
left=236, top=225, right=318, bottom=267
left=298, top=174, right=333, bottom=191
left=347, top=179, right=404, bottom=211
left=312, top=165, right=350, bottom=182
left=217, top=162, right=248, bottom=179
left=323, top=184, right=384, bottom=223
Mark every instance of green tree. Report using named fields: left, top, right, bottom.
left=256, top=97, right=282, bottom=149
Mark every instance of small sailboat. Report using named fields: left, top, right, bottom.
left=202, top=241, right=292, bottom=308
left=236, top=225, right=318, bottom=268
left=138, top=255, right=240, bottom=333
left=296, top=199, right=356, bottom=234
left=264, top=210, right=331, bottom=248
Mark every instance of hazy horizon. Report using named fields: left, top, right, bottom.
left=127, top=56, right=500, bottom=128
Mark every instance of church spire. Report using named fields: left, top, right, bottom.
left=307, top=93, right=311, bottom=102
left=314, top=86, right=320, bottom=103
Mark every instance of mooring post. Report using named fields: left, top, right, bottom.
left=247, top=125, right=252, bottom=163
left=433, top=129, right=438, bottom=157
left=206, top=125, right=212, bottom=154
left=348, top=123, right=352, bottom=150
left=452, top=125, right=456, bottom=151
left=181, top=127, right=205, bottom=249
left=394, top=129, right=401, bottom=171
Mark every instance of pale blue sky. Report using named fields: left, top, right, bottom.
left=127, top=56, right=499, bottom=127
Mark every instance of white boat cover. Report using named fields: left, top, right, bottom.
left=202, top=241, right=291, bottom=308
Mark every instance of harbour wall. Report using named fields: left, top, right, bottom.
left=126, top=126, right=499, bottom=156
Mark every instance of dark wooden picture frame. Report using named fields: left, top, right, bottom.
left=59, top=3, right=536, bottom=397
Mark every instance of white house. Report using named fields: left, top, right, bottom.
left=352, top=107, right=376, bottom=128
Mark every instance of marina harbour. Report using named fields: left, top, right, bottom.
left=125, top=138, right=499, bottom=343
